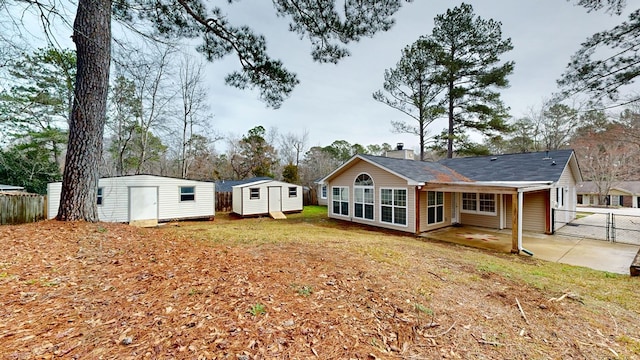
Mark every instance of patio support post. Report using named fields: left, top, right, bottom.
left=511, top=192, right=519, bottom=253
left=518, top=190, right=523, bottom=252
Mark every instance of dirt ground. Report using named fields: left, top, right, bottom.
left=1, top=218, right=639, bottom=359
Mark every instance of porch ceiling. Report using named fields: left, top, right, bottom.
left=422, top=181, right=552, bottom=194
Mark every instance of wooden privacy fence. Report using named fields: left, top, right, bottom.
left=0, top=192, right=46, bottom=225
left=216, top=192, right=233, bottom=212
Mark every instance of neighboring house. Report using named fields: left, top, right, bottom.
left=316, top=181, right=328, bottom=206
left=577, top=181, right=640, bottom=208
left=0, top=184, right=25, bottom=192
left=232, top=179, right=303, bottom=217
left=320, top=148, right=582, bottom=253
left=48, top=175, right=215, bottom=225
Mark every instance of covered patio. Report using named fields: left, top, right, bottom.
left=419, top=225, right=640, bottom=274
left=420, top=181, right=554, bottom=254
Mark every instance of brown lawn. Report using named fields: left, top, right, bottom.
left=1, top=207, right=639, bottom=359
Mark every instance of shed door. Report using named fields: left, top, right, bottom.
left=268, top=186, right=282, bottom=212
left=129, top=187, right=158, bottom=221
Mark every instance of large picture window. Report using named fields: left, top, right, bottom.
left=462, top=192, right=496, bottom=215
left=332, top=187, right=349, bottom=216
left=427, top=191, right=444, bottom=224
left=380, top=188, right=407, bottom=225
left=354, top=174, right=374, bottom=220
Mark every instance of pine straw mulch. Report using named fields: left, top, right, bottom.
left=1, top=219, right=639, bottom=359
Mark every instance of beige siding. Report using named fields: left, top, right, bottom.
left=47, top=175, right=215, bottom=222
left=460, top=194, right=501, bottom=229
left=327, top=159, right=416, bottom=233
left=317, top=184, right=328, bottom=206
left=504, top=191, right=547, bottom=233
left=419, top=191, right=453, bottom=232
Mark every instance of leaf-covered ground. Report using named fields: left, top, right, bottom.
left=1, top=211, right=639, bottom=359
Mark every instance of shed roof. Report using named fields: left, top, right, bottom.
left=215, top=177, right=272, bottom=192
left=438, top=149, right=576, bottom=182
left=0, top=184, right=24, bottom=191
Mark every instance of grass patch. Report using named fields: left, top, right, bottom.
left=575, top=212, right=594, bottom=219
left=248, top=303, right=266, bottom=316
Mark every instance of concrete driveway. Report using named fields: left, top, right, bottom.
left=422, top=226, right=639, bottom=275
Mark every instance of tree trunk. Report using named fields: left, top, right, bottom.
left=447, top=83, right=454, bottom=158
left=56, top=0, right=111, bottom=221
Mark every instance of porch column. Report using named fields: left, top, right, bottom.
left=511, top=192, right=519, bottom=254
left=415, top=187, right=421, bottom=234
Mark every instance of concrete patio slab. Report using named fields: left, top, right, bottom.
left=421, top=226, right=640, bottom=275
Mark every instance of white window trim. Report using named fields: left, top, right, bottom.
left=180, top=186, right=196, bottom=202
left=354, top=173, right=375, bottom=221
left=288, top=186, right=297, bottom=198
left=354, top=186, right=375, bottom=221
left=249, top=188, right=260, bottom=200
left=427, top=191, right=445, bottom=225
left=320, top=185, right=327, bottom=199
left=379, top=187, right=408, bottom=227
left=97, top=187, right=104, bottom=206
left=331, top=186, right=349, bottom=217
left=460, top=192, right=497, bottom=216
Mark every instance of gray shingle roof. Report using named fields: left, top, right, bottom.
left=360, top=154, right=471, bottom=183
left=438, top=150, right=574, bottom=182
left=215, top=177, right=272, bottom=192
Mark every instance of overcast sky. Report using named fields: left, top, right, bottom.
left=199, top=0, right=633, bottom=153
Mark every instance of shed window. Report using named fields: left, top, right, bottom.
left=288, top=187, right=297, bottom=197
left=180, top=186, right=195, bottom=201
left=97, top=187, right=103, bottom=206
left=462, top=193, right=496, bottom=215
left=250, top=188, right=260, bottom=200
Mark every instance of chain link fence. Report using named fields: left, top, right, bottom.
left=553, top=209, right=640, bottom=245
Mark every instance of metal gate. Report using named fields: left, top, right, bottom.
left=553, top=209, right=640, bottom=245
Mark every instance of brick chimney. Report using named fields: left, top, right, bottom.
left=385, top=143, right=414, bottom=160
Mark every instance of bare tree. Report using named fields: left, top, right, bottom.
left=279, top=130, right=309, bottom=167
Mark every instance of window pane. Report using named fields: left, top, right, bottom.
left=428, top=207, right=435, bottom=224
left=428, top=191, right=435, bottom=206
left=340, top=188, right=349, bottom=201
left=437, top=192, right=443, bottom=205
left=365, top=204, right=374, bottom=219
left=355, top=188, right=363, bottom=202
left=355, top=174, right=373, bottom=186
left=462, top=193, right=476, bottom=211
left=479, top=193, right=495, bottom=213
left=333, top=187, right=340, bottom=197
left=181, top=186, right=194, bottom=194
left=381, top=206, right=392, bottom=223
left=322, top=186, right=327, bottom=198
left=333, top=201, right=340, bottom=214
left=381, top=189, right=392, bottom=205
left=394, top=189, right=406, bottom=206
left=355, top=203, right=363, bottom=218
left=289, top=187, right=297, bottom=197
left=364, top=188, right=374, bottom=203
left=437, top=206, right=444, bottom=223
left=394, top=207, right=406, bottom=225
left=341, top=201, right=349, bottom=216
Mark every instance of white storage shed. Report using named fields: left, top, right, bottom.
left=48, top=175, right=215, bottom=225
left=232, top=180, right=303, bottom=217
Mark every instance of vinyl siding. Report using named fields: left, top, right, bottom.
left=47, top=175, right=215, bottom=222
left=419, top=191, right=452, bottom=232
left=554, top=165, right=578, bottom=225
left=326, top=159, right=416, bottom=233
left=504, top=191, right=547, bottom=233
left=233, top=181, right=303, bottom=216
left=460, top=194, right=501, bottom=229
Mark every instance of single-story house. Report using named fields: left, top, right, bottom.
left=577, top=181, right=640, bottom=208
left=48, top=175, right=215, bottom=225
left=0, top=184, right=25, bottom=192
left=232, top=179, right=303, bottom=217
left=319, top=148, right=582, bottom=253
